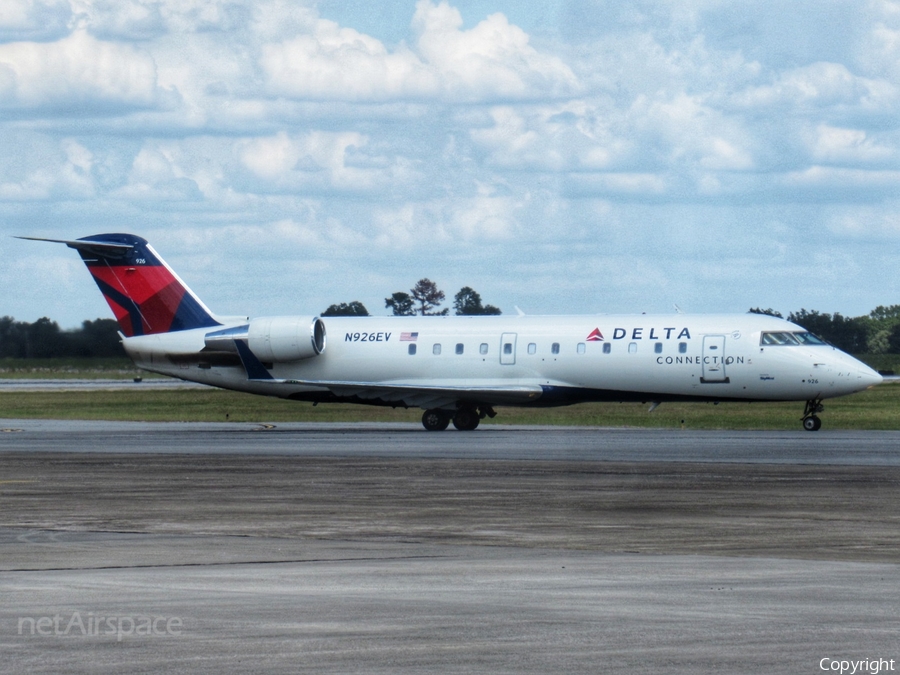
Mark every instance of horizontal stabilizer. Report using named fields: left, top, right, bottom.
left=15, top=236, right=134, bottom=257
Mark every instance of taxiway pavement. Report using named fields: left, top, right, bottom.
left=1, top=421, right=899, bottom=673
left=2, top=418, right=900, bottom=464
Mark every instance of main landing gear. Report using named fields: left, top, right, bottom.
left=421, top=405, right=496, bottom=431
left=802, top=399, right=824, bottom=432
left=421, top=409, right=451, bottom=431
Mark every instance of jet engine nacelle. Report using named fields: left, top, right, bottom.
left=248, top=316, right=326, bottom=362
left=204, top=316, right=326, bottom=362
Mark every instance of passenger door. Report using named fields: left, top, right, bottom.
left=500, top=333, right=517, bottom=365
left=701, top=335, right=729, bottom=383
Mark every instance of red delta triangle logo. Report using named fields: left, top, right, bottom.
left=586, top=328, right=604, bottom=342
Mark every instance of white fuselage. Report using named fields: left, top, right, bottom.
left=121, top=312, right=882, bottom=408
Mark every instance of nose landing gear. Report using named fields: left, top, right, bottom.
left=802, top=399, right=824, bottom=431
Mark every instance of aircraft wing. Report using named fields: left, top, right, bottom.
left=256, top=378, right=544, bottom=409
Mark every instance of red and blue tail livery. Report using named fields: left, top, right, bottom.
left=19, top=233, right=220, bottom=337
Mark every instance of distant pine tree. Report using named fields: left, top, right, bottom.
left=454, top=287, right=501, bottom=315
left=322, top=301, right=369, bottom=317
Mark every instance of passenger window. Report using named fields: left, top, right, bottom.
left=551, top=343, right=560, bottom=354
left=654, top=343, right=663, bottom=354
left=678, top=342, right=687, bottom=353
left=433, top=343, right=441, bottom=355
left=577, top=343, right=586, bottom=354
left=455, top=343, right=464, bottom=355
left=504, top=343, right=513, bottom=355
left=527, top=343, right=536, bottom=355
left=603, top=343, right=611, bottom=354
left=628, top=342, right=637, bottom=354
left=480, top=343, right=489, bottom=355
left=408, top=343, right=417, bottom=355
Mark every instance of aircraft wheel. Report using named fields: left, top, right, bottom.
left=422, top=409, right=451, bottom=431
left=802, top=415, right=822, bottom=432
left=452, top=407, right=480, bottom=431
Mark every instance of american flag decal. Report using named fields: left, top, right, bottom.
left=400, top=332, right=419, bottom=341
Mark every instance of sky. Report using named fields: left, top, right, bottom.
left=2, top=0, right=900, bottom=327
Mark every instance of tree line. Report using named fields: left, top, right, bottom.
left=0, top=317, right=124, bottom=358
left=324, top=279, right=501, bottom=317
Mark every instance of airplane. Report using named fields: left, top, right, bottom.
left=19, top=233, right=883, bottom=431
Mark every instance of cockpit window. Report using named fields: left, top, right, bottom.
left=793, top=332, right=827, bottom=345
left=760, top=332, right=801, bottom=346
left=760, top=331, right=827, bottom=346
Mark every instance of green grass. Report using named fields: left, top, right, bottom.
left=1, top=381, right=897, bottom=430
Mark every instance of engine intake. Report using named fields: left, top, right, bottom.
left=204, top=316, right=326, bottom=362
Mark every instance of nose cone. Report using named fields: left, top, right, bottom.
left=857, top=363, right=884, bottom=388
left=828, top=351, right=883, bottom=395
left=841, top=353, right=883, bottom=391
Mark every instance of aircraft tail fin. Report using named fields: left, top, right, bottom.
left=18, top=233, right=221, bottom=337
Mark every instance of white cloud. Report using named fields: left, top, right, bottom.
left=470, top=104, right=628, bottom=171
left=0, top=0, right=71, bottom=41
left=566, top=172, right=668, bottom=198
left=730, top=61, right=898, bottom=112
left=826, top=203, right=900, bottom=238
left=446, top=182, right=520, bottom=240
left=372, top=183, right=522, bottom=247
left=260, top=22, right=433, bottom=101
left=72, top=0, right=255, bottom=37
left=261, top=0, right=577, bottom=103
left=781, top=165, right=900, bottom=193
left=0, top=137, right=95, bottom=200
left=807, top=124, right=897, bottom=165
left=0, top=29, right=159, bottom=109
left=630, top=93, right=755, bottom=170
left=237, top=130, right=391, bottom=191
left=110, top=141, right=203, bottom=201
left=71, top=0, right=166, bottom=40
left=410, top=1, right=577, bottom=100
